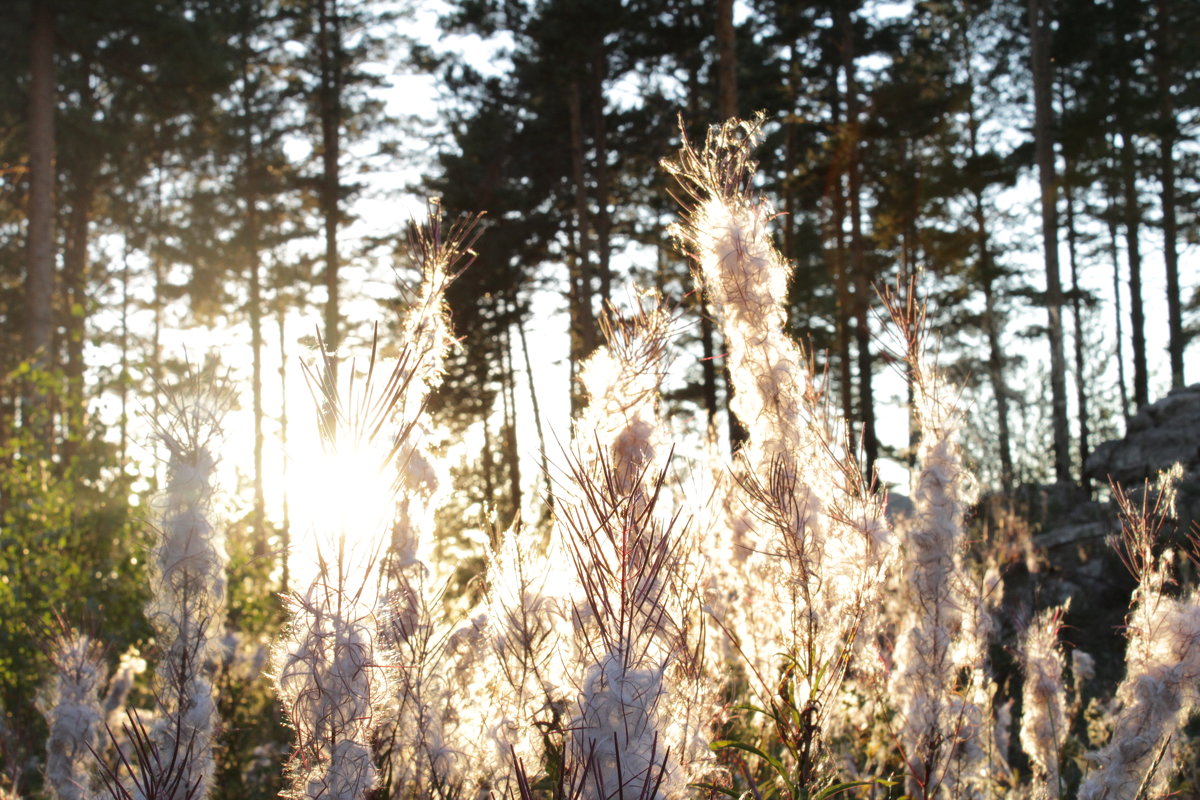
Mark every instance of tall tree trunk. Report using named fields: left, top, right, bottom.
left=1064, top=151, right=1090, bottom=492
left=243, top=60, right=266, bottom=554
left=501, top=303, right=521, bottom=527
left=589, top=49, right=612, bottom=305
left=567, top=80, right=596, bottom=413
left=981, top=276, right=1015, bottom=491
left=278, top=304, right=291, bottom=592
left=966, top=62, right=1015, bottom=492
left=1028, top=0, right=1072, bottom=482
left=1104, top=141, right=1131, bottom=422
left=248, top=209, right=265, bottom=554
left=479, top=391, right=497, bottom=527
left=25, top=0, right=55, bottom=372
left=963, top=34, right=1014, bottom=493
left=782, top=42, right=798, bottom=260
left=1112, top=0, right=1148, bottom=409
left=61, top=172, right=93, bottom=456
left=829, top=80, right=855, bottom=436
left=717, top=0, right=747, bottom=452
left=517, top=307, right=553, bottom=517
left=151, top=151, right=165, bottom=485
left=62, top=58, right=96, bottom=462
left=151, top=155, right=164, bottom=376
left=684, top=59, right=720, bottom=432
left=715, top=0, right=737, bottom=120
left=837, top=3, right=877, bottom=476
left=318, top=0, right=342, bottom=366
left=120, top=236, right=131, bottom=463
left=1154, top=2, right=1183, bottom=388
left=1118, top=114, right=1147, bottom=409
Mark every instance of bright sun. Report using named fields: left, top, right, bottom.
left=285, top=431, right=399, bottom=592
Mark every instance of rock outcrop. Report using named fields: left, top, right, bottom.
left=1085, top=384, right=1200, bottom=486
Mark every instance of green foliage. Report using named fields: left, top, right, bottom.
left=0, top=366, right=151, bottom=771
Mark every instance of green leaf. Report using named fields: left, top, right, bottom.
left=690, top=782, right=742, bottom=799
left=711, top=740, right=796, bottom=798
left=812, top=780, right=873, bottom=800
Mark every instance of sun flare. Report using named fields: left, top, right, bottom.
left=285, top=434, right=398, bottom=592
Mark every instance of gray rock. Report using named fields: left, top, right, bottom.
left=1084, top=383, right=1200, bottom=486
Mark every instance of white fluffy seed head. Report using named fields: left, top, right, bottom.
left=42, top=633, right=105, bottom=800
left=1018, top=606, right=1069, bottom=794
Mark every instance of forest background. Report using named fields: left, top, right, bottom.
left=1, top=0, right=1199, bottom=795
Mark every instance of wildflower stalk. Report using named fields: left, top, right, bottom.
left=368, top=206, right=487, bottom=797
left=559, top=298, right=704, bottom=800
left=277, top=579, right=382, bottom=800
left=143, top=369, right=232, bottom=800
left=665, top=116, right=891, bottom=794
left=41, top=633, right=105, bottom=800
left=389, top=204, right=479, bottom=573
left=1077, top=471, right=1200, bottom=800
left=1019, top=604, right=1070, bottom=800
left=478, top=521, right=574, bottom=786
left=884, top=286, right=998, bottom=799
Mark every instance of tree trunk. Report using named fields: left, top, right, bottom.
left=715, top=0, right=737, bottom=119
left=1112, top=0, right=1148, bottom=409
left=61, top=58, right=97, bottom=463
left=837, top=3, right=877, bottom=476
left=62, top=48, right=94, bottom=453
left=716, top=0, right=747, bottom=441
left=567, top=80, right=596, bottom=412
left=62, top=166, right=93, bottom=456
left=981, top=277, right=1015, bottom=492
left=517, top=306, right=553, bottom=518
left=318, top=0, right=342, bottom=365
left=1104, top=139, right=1131, bottom=422
left=589, top=48, right=612, bottom=305
left=1028, top=0, right=1072, bottom=482
left=248, top=208, right=265, bottom=554
left=829, top=78, right=855, bottom=436
left=1154, top=2, right=1183, bottom=388
left=783, top=42, right=798, bottom=261
left=501, top=304, right=521, bottom=527
left=120, top=237, right=131, bottom=463
left=966, top=67, right=1015, bottom=493
left=684, top=57, right=721, bottom=433
left=242, top=55, right=266, bottom=554
left=1064, top=150, right=1090, bottom=492
left=479, top=393, right=497, bottom=528
left=278, top=304, right=291, bottom=593
left=25, top=0, right=55, bottom=370
left=151, top=154, right=164, bottom=392
left=151, top=151, right=165, bottom=485
left=1118, top=112, right=1147, bottom=410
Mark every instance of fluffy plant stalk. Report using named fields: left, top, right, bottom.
left=1019, top=604, right=1070, bottom=800
left=142, top=370, right=232, bottom=800
left=277, top=580, right=382, bottom=800
left=388, top=206, right=478, bottom=572
left=560, top=459, right=684, bottom=800
left=102, top=648, right=147, bottom=731
left=558, top=297, right=712, bottom=800
left=41, top=633, right=105, bottom=800
left=476, top=521, right=575, bottom=785
left=664, top=116, right=890, bottom=791
left=367, top=207, right=487, bottom=797
left=1077, top=472, right=1200, bottom=800
left=885, top=288, right=998, bottom=799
